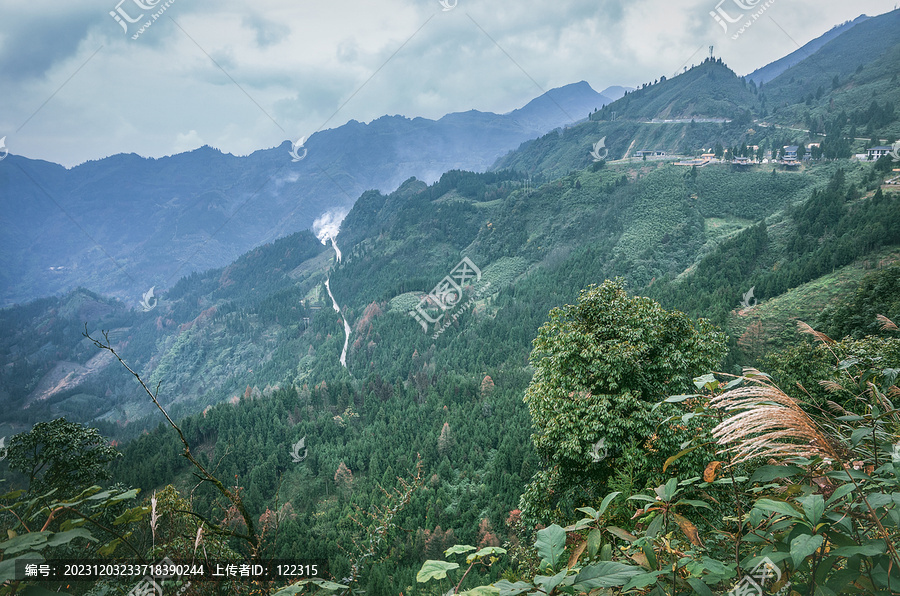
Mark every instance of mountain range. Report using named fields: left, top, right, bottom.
left=0, top=82, right=622, bottom=307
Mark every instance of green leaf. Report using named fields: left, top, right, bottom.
left=444, top=544, right=476, bottom=556
left=416, top=560, right=459, bottom=582
left=661, top=478, right=679, bottom=501
left=493, top=580, right=533, bottom=596
left=700, top=556, right=736, bottom=579
left=658, top=394, right=698, bottom=408
left=113, top=505, right=149, bottom=526
left=535, top=524, right=566, bottom=572
left=622, top=570, right=667, bottom=591
left=106, top=488, right=140, bottom=504
left=45, top=528, right=97, bottom=548
left=587, top=528, right=603, bottom=558
left=566, top=518, right=595, bottom=531
left=598, top=491, right=621, bottom=516
left=749, top=465, right=804, bottom=483
left=850, top=427, right=870, bottom=447
left=830, top=543, right=886, bottom=558
left=724, top=377, right=744, bottom=389
left=641, top=541, right=658, bottom=571
left=675, top=499, right=713, bottom=511
left=576, top=506, right=599, bottom=519
left=467, top=546, right=506, bottom=564
left=693, top=374, right=718, bottom=390
left=645, top=513, right=664, bottom=539
left=825, top=484, right=856, bottom=507
left=686, top=577, right=715, bottom=596
left=0, top=531, right=50, bottom=555
left=573, top=561, right=643, bottom=588
left=96, top=538, right=121, bottom=557
left=825, top=468, right=870, bottom=481
left=797, top=494, right=825, bottom=527
left=459, top=587, right=500, bottom=596
left=755, top=498, right=803, bottom=519
left=533, top=570, right=568, bottom=592
left=790, top=534, right=824, bottom=569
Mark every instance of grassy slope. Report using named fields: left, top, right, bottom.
left=727, top=247, right=900, bottom=361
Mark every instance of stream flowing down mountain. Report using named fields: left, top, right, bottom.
left=323, top=236, right=350, bottom=368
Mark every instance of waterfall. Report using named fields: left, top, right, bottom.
left=323, top=236, right=349, bottom=368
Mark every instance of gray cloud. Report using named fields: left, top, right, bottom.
left=0, top=0, right=895, bottom=166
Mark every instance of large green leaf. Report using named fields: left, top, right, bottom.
left=416, top=560, right=459, bottom=582
left=693, top=374, right=718, bottom=390
left=675, top=499, right=713, bottom=511
left=686, top=577, right=715, bottom=596
left=598, top=490, right=622, bottom=516
left=797, top=494, right=825, bottom=527
left=754, top=498, right=803, bottom=519
left=445, top=544, right=476, bottom=556
left=535, top=524, right=566, bottom=571
left=700, top=556, right=736, bottom=581
left=467, top=546, right=506, bottom=564
left=0, top=531, right=50, bottom=555
left=576, top=506, right=599, bottom=519
left=113, top=505, right=150, bottom=526
left=45, top=528, right=97, bottom=548
left=533, top=570, right=568, bottom=592
left=645, top=514, right=664, bottom=539
left=493, top=580, right=533, bottom=596
left=749, top=465, right=803, bottom=484
left=790, top=534, right=824, bottom=569
left=459, top=587, right=500, bottom=596
left=622, top=570, right=667, bottom=591
left=573, top=561, right=643, bottom=588
left=587, top=528, right=603, bottom=558
left=825, top=484, right=856, bottom=507
left=830, top=542, right=886, bottom=558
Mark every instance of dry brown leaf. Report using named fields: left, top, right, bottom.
left=703, top=461, right=722, bottom=483
left=630, top=551, right=651, bottom=569
left=567, top=539, right=587, bottom=569
left=674, top=513, right=703, bottom=546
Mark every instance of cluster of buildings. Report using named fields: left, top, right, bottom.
left=631, top=142, right=896, bottom=169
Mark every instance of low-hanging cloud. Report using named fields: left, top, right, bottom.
left=312, top=209, right=348, bottom=244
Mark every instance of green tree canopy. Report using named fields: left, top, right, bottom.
left=7, top=418, right=121, bottom=497
left=520, top=279, right=727, bottom=521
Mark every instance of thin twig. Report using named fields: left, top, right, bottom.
left=84, top=326, right=259, bottom=554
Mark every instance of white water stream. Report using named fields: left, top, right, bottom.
left=323, top=236, right=350, bottom=368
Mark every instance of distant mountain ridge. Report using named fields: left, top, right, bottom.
left=745, top=15, right=869, bottom=85
left=0, top=82, right=615, bottom=307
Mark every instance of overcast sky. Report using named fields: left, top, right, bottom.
left=1, top=0, right=897, bottom=167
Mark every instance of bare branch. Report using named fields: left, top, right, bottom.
left=84, top=325, right=259, bottom=554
